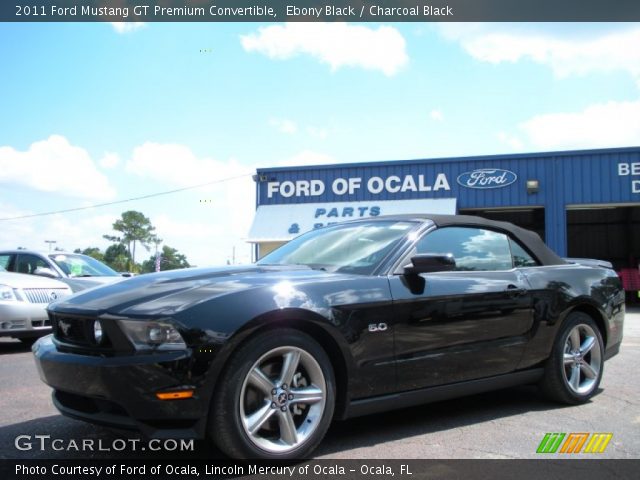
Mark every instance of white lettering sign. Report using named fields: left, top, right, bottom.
left=265, top=174, right=451, bottom=199
left=617, top=163, right=640, bottom=193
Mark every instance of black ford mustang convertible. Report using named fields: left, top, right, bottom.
left=34, top=215, right=624, bottom=459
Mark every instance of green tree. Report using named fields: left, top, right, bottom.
left=141, top=245, right=191, bottom=273
left=77, top=247, right=105, bottom=263
left=103, top=211, right=157, bottom=271
left=104, top=243, right=131, bottom=272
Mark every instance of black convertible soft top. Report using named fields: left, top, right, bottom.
left=375, top=214, right=567, bottom=266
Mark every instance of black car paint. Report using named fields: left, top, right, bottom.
left=33, top=217, right=625, bottom=441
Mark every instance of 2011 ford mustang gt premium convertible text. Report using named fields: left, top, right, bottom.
left=33, top=215, right=624, bottom=459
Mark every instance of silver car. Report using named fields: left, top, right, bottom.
left=0, top=250, right=124, bottom=292
left=0, top=266, right=72, bottom=344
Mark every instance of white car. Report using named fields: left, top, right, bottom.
left=0, top=266, right=72, bottom=344
left=0, top=250, right=124, bottom=292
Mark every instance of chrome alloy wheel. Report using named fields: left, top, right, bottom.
left=562, top=323, right=602, bottom=395
left=239, top=346, right=326, bottom=454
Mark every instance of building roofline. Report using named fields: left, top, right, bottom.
left=256, top=145, right=640, bottom=174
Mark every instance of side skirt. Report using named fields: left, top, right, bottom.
left=343, top=368, right=544, bottom=419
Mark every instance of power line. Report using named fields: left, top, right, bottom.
left=0, top=172, right=253, bottom=221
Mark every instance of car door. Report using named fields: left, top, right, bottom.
left=389, top=226, right=535, bottom=391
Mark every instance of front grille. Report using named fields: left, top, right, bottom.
left=51, top=314, right=96, bottom=345
left=50, top=313, right=123, bottom=354
left=23, top=288, right=68, bottom=304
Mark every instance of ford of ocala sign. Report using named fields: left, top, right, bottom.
left=456, top=168, right=517, bottom=189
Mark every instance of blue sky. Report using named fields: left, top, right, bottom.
left=1, top=22, right=639, bottom=266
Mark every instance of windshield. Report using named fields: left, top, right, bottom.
left=49, top=254, right=119, bottom=277
left=258, top=220, right=418, bottom=275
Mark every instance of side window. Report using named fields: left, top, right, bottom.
left=509, top=238, right=539, bottom=267
left=15, top=254, right=50, bottom=275
left=416, top=227, right=513, bottom=271
left=0, top=254, right=13, bottom=270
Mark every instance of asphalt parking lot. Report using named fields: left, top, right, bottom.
left=0, top=309, right=638, bottom=460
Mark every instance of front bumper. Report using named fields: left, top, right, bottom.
left=32, top=335, right=210, bottom=439
left=0, top=302, right=51, bottom=338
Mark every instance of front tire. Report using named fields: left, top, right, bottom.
left=539, top=312, right=604, bottom=404
left=210, top=329, right=335, bottom=459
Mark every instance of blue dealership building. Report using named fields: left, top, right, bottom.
left=249, top=146, right=640, bottom=273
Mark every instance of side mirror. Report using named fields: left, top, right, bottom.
left=33, top=267, right=58, bottom=279
left=403, top=254, right=456, bottom=275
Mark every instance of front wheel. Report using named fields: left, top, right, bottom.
left=210, top=329, right=335, bottom=459
left=539, top=312, right=604, bottom=404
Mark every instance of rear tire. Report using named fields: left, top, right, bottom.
left=539, top=312, right=604, bottom=404
left=210, top=329, right=335, bottom=459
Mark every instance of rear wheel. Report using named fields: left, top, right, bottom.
left=539, top=312, right=604, bottom=404
left=210, top=329, right=335, bottom=459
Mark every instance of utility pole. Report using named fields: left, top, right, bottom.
left=45, top=240, right=57, bottom=252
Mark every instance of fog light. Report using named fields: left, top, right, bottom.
left=93, top=320, right=104, bottom=344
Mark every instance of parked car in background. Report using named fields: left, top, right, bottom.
left=0, top=250, right=125, bottom=292
left=0, top=266, right=72, bottom=344
left=33, top=215, right=624, bottom=459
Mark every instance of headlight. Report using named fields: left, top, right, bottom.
left=117, top=319, right=186, bottom=351
left=0, top=285, right=18, bottom=302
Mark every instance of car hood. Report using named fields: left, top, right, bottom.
left=47, top=265, right=348, bottom=317
left=0, top=271, right=70, bottom=289
left=62, top=275, right=124, bottom=292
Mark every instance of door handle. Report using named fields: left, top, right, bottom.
left=506, top=284, right=526, bottom=297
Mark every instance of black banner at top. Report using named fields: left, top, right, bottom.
left=2, top=0, right=640, bottom=22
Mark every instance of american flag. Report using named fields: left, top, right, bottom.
left=155, top=253, right=161, bottom=272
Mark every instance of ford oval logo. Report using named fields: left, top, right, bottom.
left=456, top=168, right=517, bottom=189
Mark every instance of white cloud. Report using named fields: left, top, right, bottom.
left=126, top=142, right=252, bottom=187
left=99, top=152, right=120, bottom=169
left=1, top=140, right=257, bottom=267
left=439, top=24, right=640, bottom=86
left=520, top=99, right=640, bottom=150
left=269, top=118, right=298, bottom=134
left=125, top=142, right=256, bottom=266
left=430, top=109, right=443, bottom=121
left=110, top=22, right=146, bottom=34
left=277, top=150, right=338, bottom=168
left=0, top=204, right=117, bottom=253
left=0, top=135, right=117, bottom=200
left=152, top=214, right=223, bottom=243
left=241, top=23, right=408, bottom=76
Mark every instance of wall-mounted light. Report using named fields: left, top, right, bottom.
left=526, top=179, right=539, bottom=194
left=252, top=174, right=269, bottom=182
